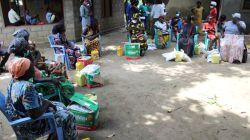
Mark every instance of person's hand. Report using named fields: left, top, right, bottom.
left=51, top=77, right=64, bottom=86
left=48, top=101, right=57, bottom=112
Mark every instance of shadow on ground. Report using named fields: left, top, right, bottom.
left=1, top=29, right=250, bottom=140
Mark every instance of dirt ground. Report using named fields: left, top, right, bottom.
left=1, top=29, right=250, bottom=140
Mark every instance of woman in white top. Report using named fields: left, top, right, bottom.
left=150, top=0, right=166, bottom=39
left=223, top=13, right=246, bottom=35
left=220, top=13, right=246, bottom=63
left=154, top=16, right=169, bottom=48
left=8, top=4, right=22, bottom=26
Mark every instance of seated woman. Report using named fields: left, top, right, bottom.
left=178, top=15, right=197, bottom=57
left=8, top=29, right=66, bottom=81
left=29, top=41, right=68, bottom=79
left=127, top=13, right=148, bottom=56
left=154, top=16, right=169, bottom=49
left=5, top=58, right=78, bottom=140
left=220, top=13, right=246, bottom=63
left=52, top=21, right=81, bottom=68
left=25, top=10, right=39, bottom=25
left=82, top=17, right=100, bottom=55
left=203, top=16, right=218, bottom=50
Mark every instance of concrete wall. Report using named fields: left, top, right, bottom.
left=94, top=0, right=124, bottom=33
left=63, top=0, right=81, bottom=41
left=0, top=2, right=54, bottom=45
left=166, top=0, right=210, bottom=19
left=220, top=0, right=250, bottom=33
left=0, top=0, right=125, bottom=44
left=0, top=0, right=70, bottom=45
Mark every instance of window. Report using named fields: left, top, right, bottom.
left=0, top=0, right=64, bottom=26
left=242, top=0, right=250, bottom=10
left=102, top=0, right=112, bottom=18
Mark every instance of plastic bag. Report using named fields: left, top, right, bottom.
left=162, top=51, right=176, bottom=61
left=80, top=64, right=100, bottom=75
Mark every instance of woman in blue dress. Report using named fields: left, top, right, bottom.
left=5, top=58, right=78, bottom=140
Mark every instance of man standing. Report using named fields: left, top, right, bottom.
left=192, top=1, right=204, bottom=33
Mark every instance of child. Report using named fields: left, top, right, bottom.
left=171, top=11, right=183, bottom=41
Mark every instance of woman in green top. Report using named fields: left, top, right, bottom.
left=139, top=0, right=150, bottom=31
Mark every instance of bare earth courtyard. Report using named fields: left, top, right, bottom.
left=1, top=30, right=250, bottom=140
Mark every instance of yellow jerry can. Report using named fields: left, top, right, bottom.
left=76, top=62, right=84, bottom=71
left=75, top=71, right=86, bottom=87
left=175, top=51, right=183, bottom=62
left=212, top=53, right=221, bottom=64
left=91, top=50, right=99, bottom=61
left=117, top=46, right=123, bottom=56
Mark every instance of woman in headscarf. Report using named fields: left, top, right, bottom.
left=150, top=0, right=166, bottom=39
left=82, top=17, right=100, bottom=55
left=203, top=16, right=217, bottom=50
left=127, top=12, right=148, bottom=56
left=178, top=15, right=197, bottom=57
left=220, top=13, right=246, bottom=63
left=154, top=16, right=169, bottom=48
left=52, top=21, right=81, bottom=68
left=9, top=29, right=68, bottom=79
left=5, top=58, right=78, bottom=140
left=208, top=1, right=217, bottom=24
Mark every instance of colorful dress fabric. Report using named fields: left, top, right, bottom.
left=128, top=17, right=148, bottom=56
left=178, top=24, right=196, bottom=57
left=53, top=33, right=81, bottom=67
left=220, top=34, right=245, bottom=63
left=154, top=21, right=169, bottom=47
left=83, top=28, right=100, bottom=55
left=5, top=80, right=78, bottom=139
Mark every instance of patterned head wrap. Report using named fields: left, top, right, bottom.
left=8, top=58, right=31, bottom=79
left=12, top=28, right=30, bottom=41
left=8, top=37, right=29, bottom=55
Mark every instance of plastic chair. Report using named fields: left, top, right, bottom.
left=154, top=27, right=172, bottom=49
left=0, top=91, right=64, bottom=140
left=176, top=33, right=198, bottom=55
left=204, top=26, right=218, bottom=50
left=204, top=31, right=219, bottom=50
left=48, top=34, right=71, bottom=70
